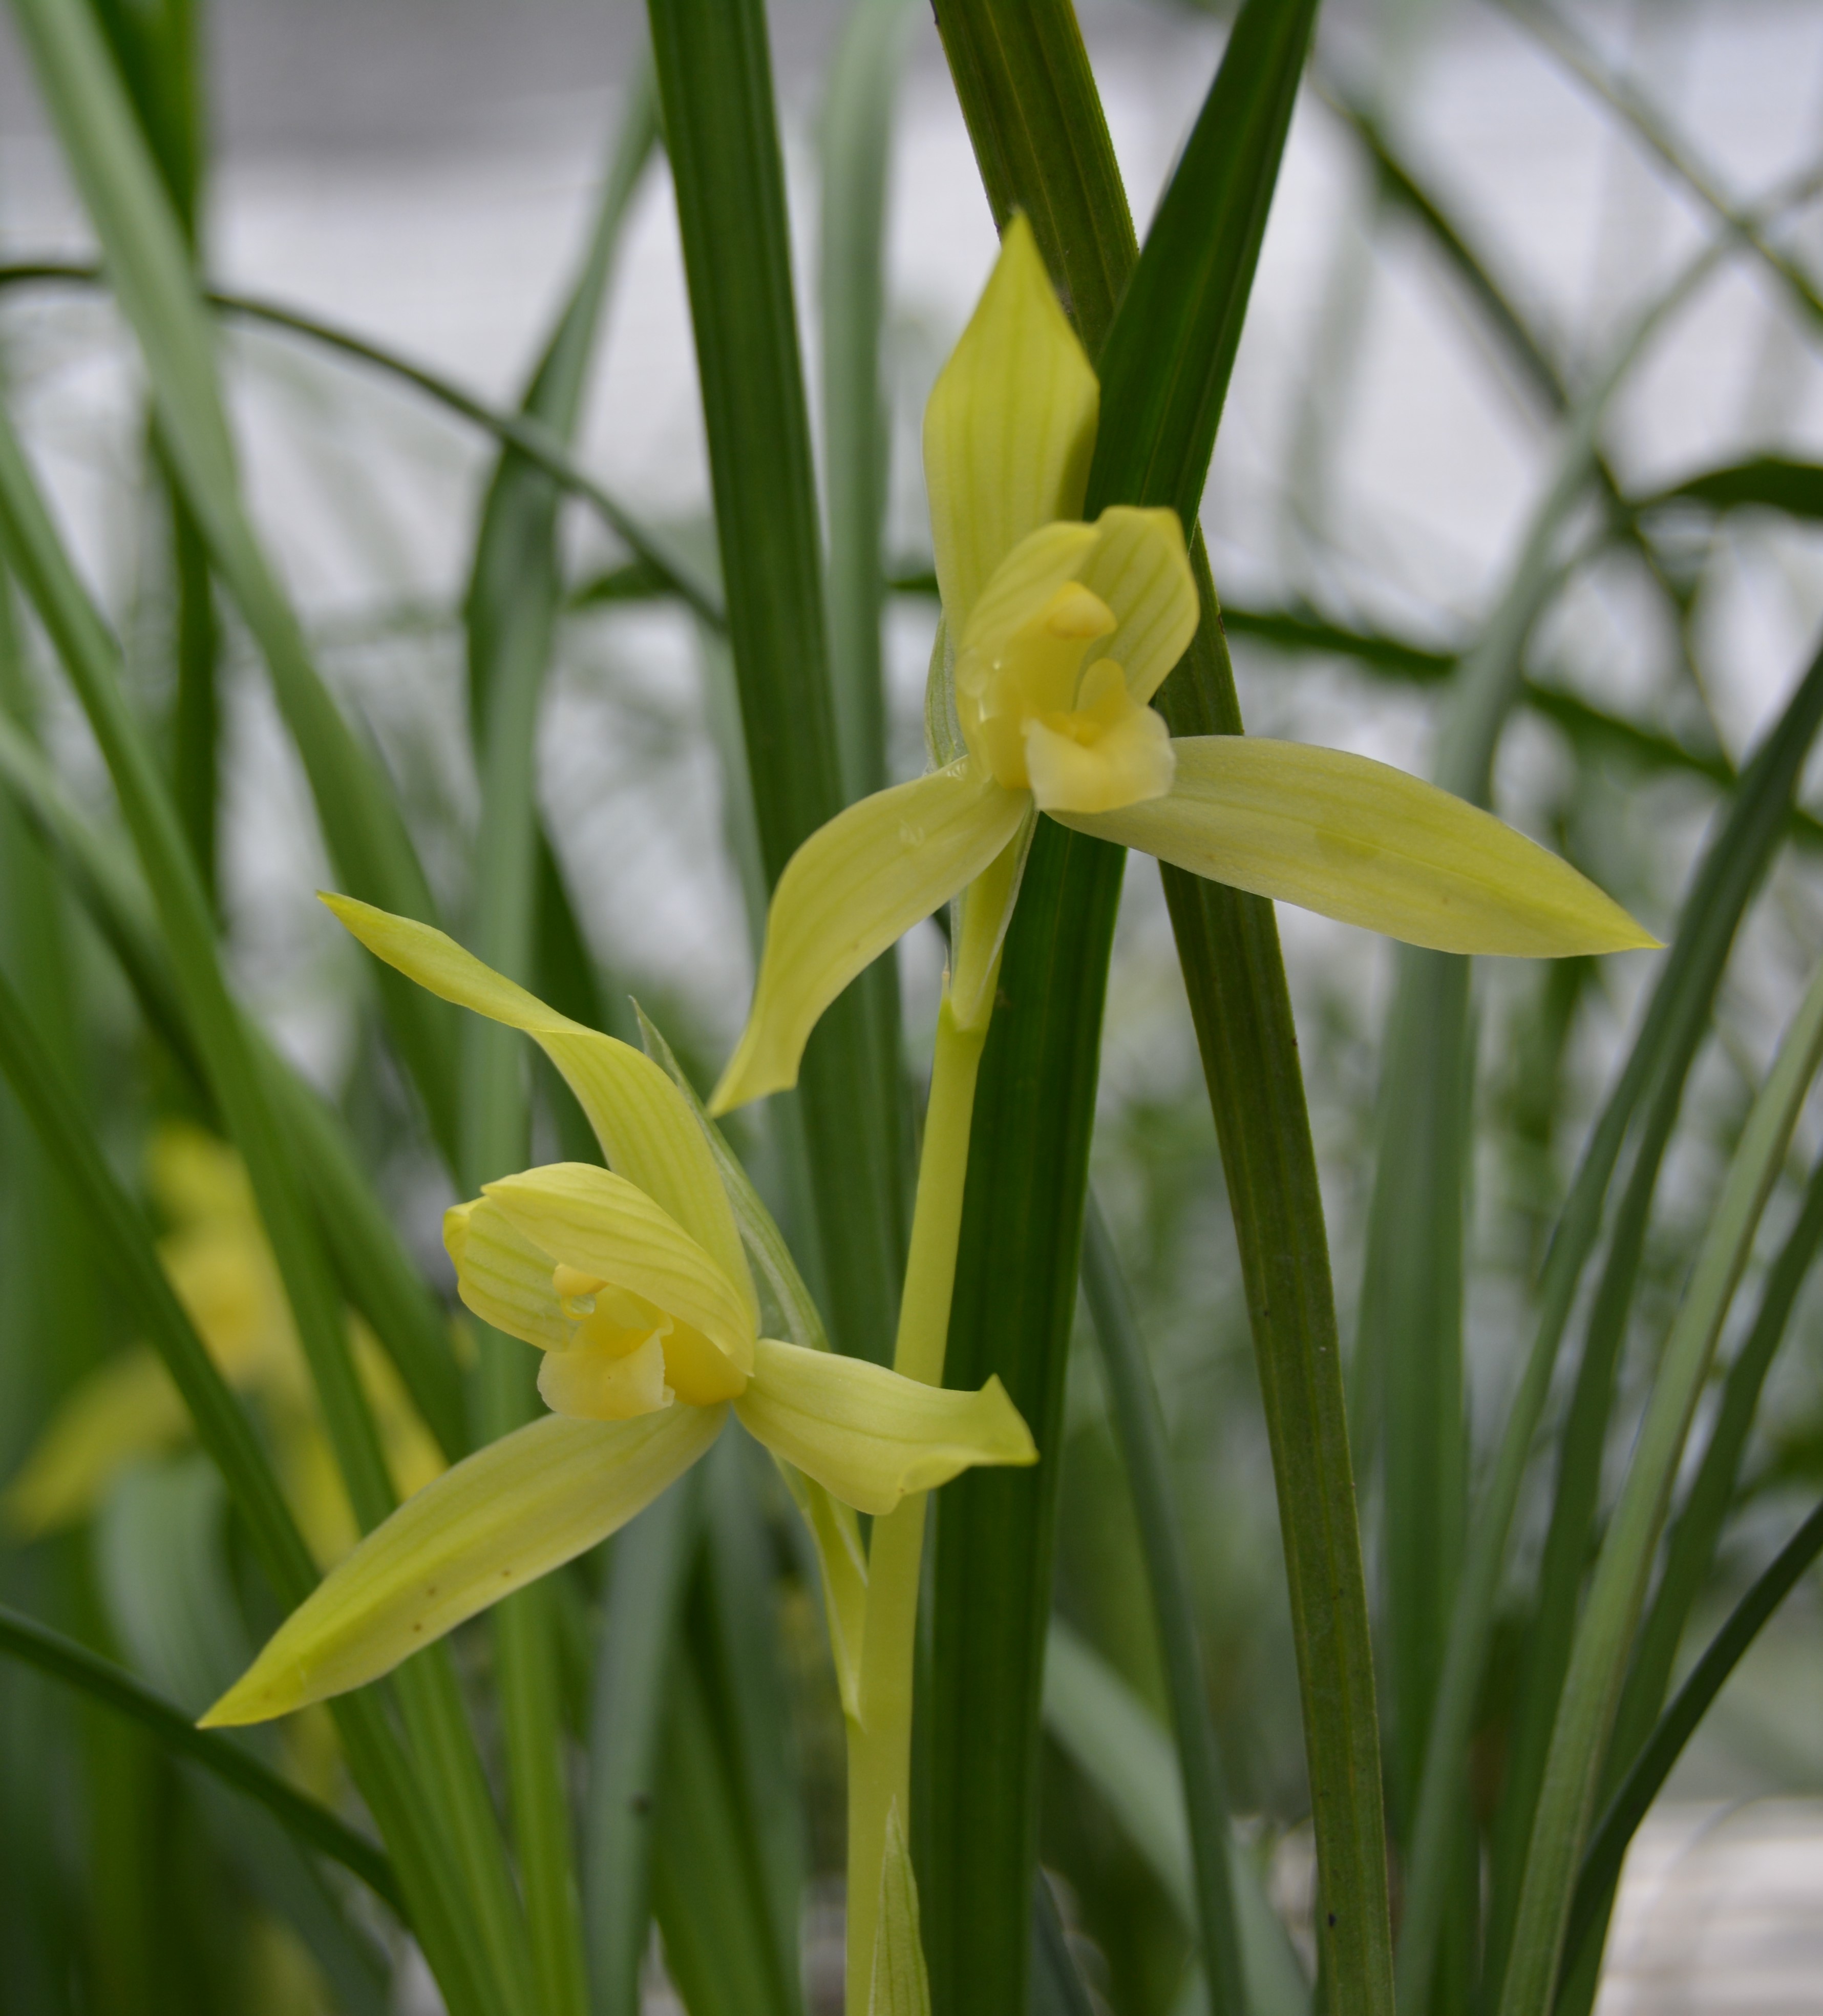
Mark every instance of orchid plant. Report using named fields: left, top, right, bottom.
left=204, top=217, right=1647, bottom=2006
left=9, top=2, right=1815, bottom=2013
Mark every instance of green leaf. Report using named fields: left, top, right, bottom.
left=923, top=4, right=1380, bottom=2009
left=8, top=0, right=463, bottom=1160
left=647, top=0, right=907, bottom=1366
left=458, top=75, right=658, bottom=2016
left=0, top=393, right=523, bottom=2016
left=1498, top=955, right=1823, bottom=2016
left=820, top=0, right=915, bottom=805
left=1086, top=0, right=1318, bottom=522
left=1561, top=1490, right=1823, bottom=1987
left=1080, top=1196, right=1250, bottom=2015
left=0, top=715, right=471, bottom=1460
left=1042, top=1620, right=1309, bottom=2016
left=0, top=1601, right=400, bottom=1911
left=650, top=1442, right=805, bottom=2016
left=585, top=1475, right=700, bottom=2016
left=1397, top=631, right=1823, bottom=2012
left=95, top=1459, right=391, bottom=2015
left=1639, top=454, right=1823, bottom=519
left=0, top=956, right=498, bottom=2016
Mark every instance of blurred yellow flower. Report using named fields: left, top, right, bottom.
left=5, top=1124, right=443, bottom=1566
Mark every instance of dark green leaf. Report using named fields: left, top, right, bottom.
left=1640, top=455, right=1823, bottom=519
left=0, top=1602, right=401, bottom=1912
left=926, top=3, right=1386, bottom=2008
left=1080, top=1196, right=1248, bottom=2014
left=646, top=0, right=906, bottom=1364
left=1562, top=1492, right=1823, bottom=1986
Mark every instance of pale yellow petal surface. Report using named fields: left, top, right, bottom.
left=956, top=520, right=1099, bottom=662
left=201, top=1405, right=724, bottom=1724
left=1023, top=663, right=1176, bottom=815
left=923, top=214, right=1098, bottom=632
left=1057, top=738, right=1658, bottom=957
left=323, top=895, right=754, bottom=1321
left=443, top=1199, right=571, bottom=1351
left=4, top=1350, right=190, bottom=1535
left=733, top=1339, right=1036, bottom=1519
left=1072, top=506, right=1200, bottom=705
left=484, top=1163, right=755, bottom=1398
left=709, top=766, right=1027, bottom=1114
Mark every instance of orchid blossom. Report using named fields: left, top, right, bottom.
left=710, top=216, right=1651, bottom=1118
left=201, top=898, right=1033, bottom=1728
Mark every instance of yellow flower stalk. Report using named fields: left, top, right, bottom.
left=199, top=897, right=1034, bottom=1729
left=710, top=215, right=1654, bottom=1120
left=5, top=1125, right=442, bottom=1566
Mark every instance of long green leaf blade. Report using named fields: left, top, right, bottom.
left=925, top=5, right=1384, bottom=2009
left=1498, top=957, right=1823, bottom=2016
left=0, top=1603, right=400, bottom=1909
left=1080, top=1196, right=1248, bottom=2013
left=646, top=0, right=906, bottom=1367
left=7, top=0, right=462, bottom=1157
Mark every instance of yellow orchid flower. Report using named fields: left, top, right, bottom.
left=5, top=1125, right=443, bottom=1566
left=710, top=215, right=1654, bottom=1116
left=199, top=896, right=1034, bottom=1729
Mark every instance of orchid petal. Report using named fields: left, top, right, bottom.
left=200, top=1405, right=724, bottom=1724
left=710, top=766, right=1027, bottom=1114
left=923, top=214, right=1098, bottom=633
left=442, top=1199, right=570, bottom=1351
left=1056, top=738, right=1658, bottom=957
left=733, top=1339, right=1036, bottom=1518
left=1073, top=506, right=1200, bottom=705
left=322, top=895, right=755, bottom=1322
left=484, top=1163, right=755, bottom=1400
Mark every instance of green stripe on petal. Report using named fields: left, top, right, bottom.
left=200, top=1405, right=724, bottom=1724
left=709, top=766, right=1027, bottom=1114
left=483, top=1164, right=756, bottom=1383
left=1075, top=506, right=1199, bottom=705
left=733, top=1338, right=1036, bottom=1518
left=322, top=894, right=755, bottom=1320
left=1057, top=737, right=1658, bottom=957
left=923, top=213, right=1098, bottom=632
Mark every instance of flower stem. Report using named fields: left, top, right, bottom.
left=844, top=989, right=989, bottom=2011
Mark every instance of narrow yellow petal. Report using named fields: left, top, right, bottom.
left=321, top=895, right=755, bottom=1322
left=1057, top=738, right=1659, bottom=957
left=733, top=1339, right=1036, bottom=1519
left=923, top=214, right=1099, bottom=633
left=4, top=1350, right=191, bottom=1535
left=1073, top=506, right=1199, bottom=705
left=709, top=767, right=1027, bottom=1114
left=200, top=1406, right=724, bottom=1724
left=484, top=1163, right=755, bottom=1398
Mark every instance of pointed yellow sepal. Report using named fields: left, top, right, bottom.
left=924, top=213, right=1099, bottom=634
left=200, top=1406, right=725, bottom=1725
left=709, top=767, right=1026, bottom=1113
left=732, top=1339, right=1036, bottom=1518
left=323, top=894, right=756, bottom=1322
left=1057, top=737, right=1658, bottom=956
